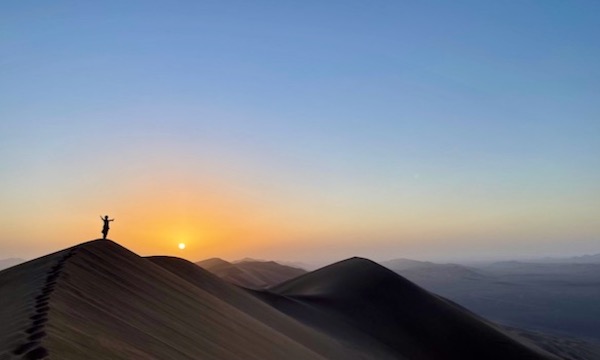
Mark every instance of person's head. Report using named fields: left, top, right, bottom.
left=104, top=215, right=109, bottom=219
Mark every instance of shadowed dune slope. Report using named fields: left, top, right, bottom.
left=1, top=240, right=344, bottom=360
left=147, top=256, right=382, bottom=360
left=266, top=257, right=560, bottom=360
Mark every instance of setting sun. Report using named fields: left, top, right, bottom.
left=178, top=243, right=186, bottom=250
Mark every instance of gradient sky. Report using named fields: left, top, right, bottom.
left=1, top=1, right=599, bottom=264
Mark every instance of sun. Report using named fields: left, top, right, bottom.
left=178, top=243, right=186, bottom=250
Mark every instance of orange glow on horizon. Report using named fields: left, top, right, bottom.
left=94, top=175, right=302, bottom=261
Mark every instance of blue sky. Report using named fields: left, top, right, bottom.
left=1, top=1, right=599, bottom=261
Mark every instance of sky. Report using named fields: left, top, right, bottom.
left=1, top=1, right=599, bottom=264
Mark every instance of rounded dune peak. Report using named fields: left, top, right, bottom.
left=271, top=256, right=422, bottom=299
left=267, top=256, right=559, bottom=360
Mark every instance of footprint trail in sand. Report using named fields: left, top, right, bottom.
left=12, top=249, right=77, bottom=360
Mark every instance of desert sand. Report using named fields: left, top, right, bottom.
left=0, top=240, right=579, bottom=359
left=196, top=257, right=306, bottom=289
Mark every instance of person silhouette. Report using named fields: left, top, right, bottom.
left=100, top=215, right=114, bottom=240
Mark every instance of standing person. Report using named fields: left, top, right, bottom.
left=100, top=215, right=114, bottom=240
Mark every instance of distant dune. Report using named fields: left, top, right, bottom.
left=0, top=240, right=592, bottom=359
left=197, top=257, right=306, bottom=289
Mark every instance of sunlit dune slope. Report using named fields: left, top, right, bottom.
left=262, top=257, right=560, bottom=360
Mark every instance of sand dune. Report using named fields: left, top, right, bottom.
left=147, top=256, right=377, bottom=359
left=263, top=257, right=560, bottom=360
left=0, top=241, right=574, bottom=359
left=0, top=249, right=72, bottom=359
left=197, top=257, right=306, bottom=289
left=0, top=240, right=350, bottom=359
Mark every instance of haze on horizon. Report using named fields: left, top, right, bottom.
left=1, top=1, right=599, bottom=264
